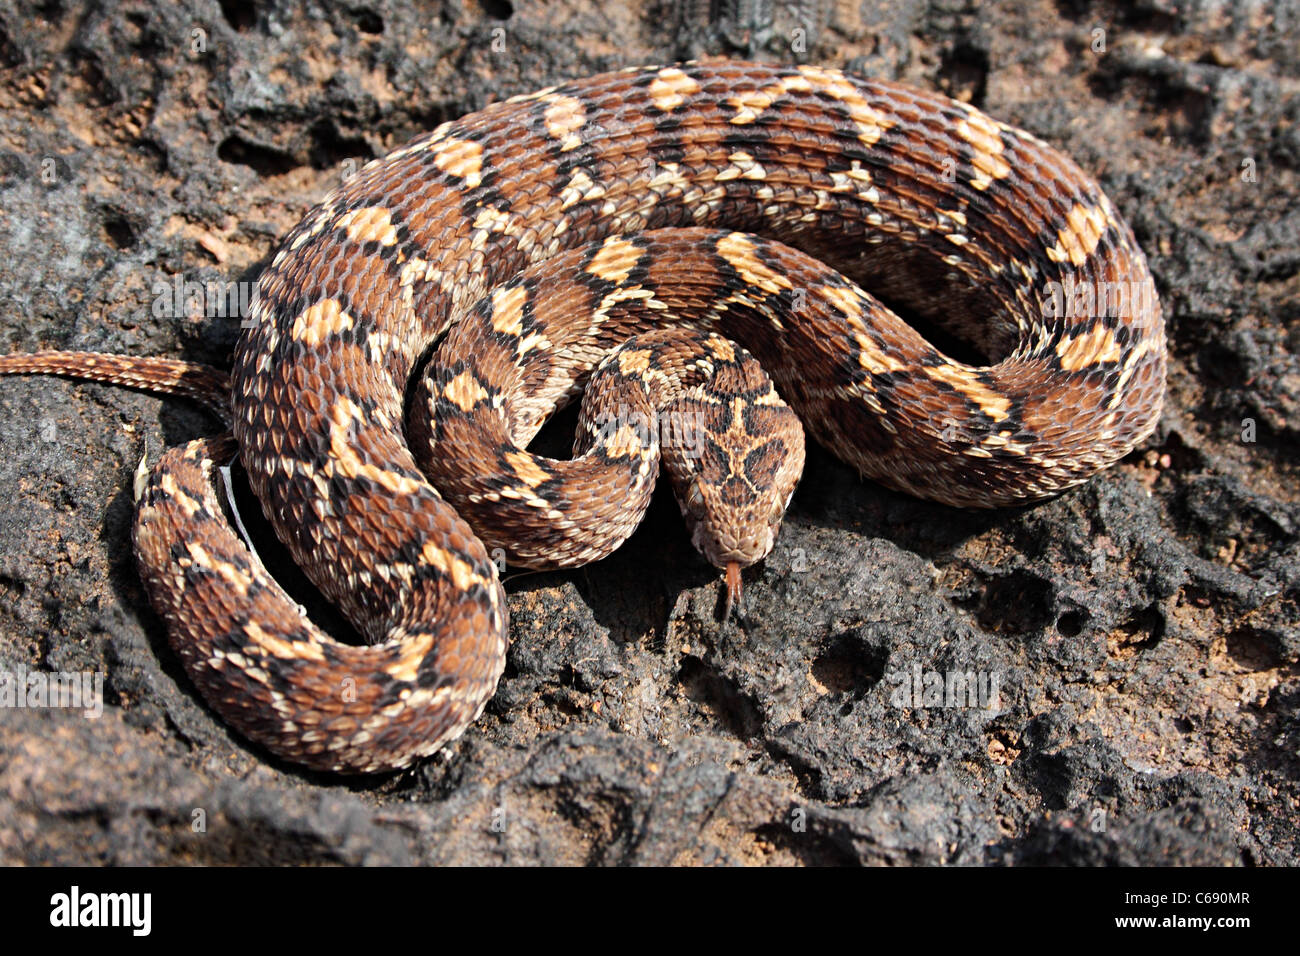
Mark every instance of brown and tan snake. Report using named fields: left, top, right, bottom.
left=0, top=62, right=1165, bottom=773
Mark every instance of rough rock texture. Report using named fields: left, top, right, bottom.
left=0, top=0, right=1296, bottom=865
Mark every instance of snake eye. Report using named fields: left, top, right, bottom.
left=681, top=477, right=705, bottom=516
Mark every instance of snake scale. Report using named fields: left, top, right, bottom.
left=0, top=62, right=1165, bottom=773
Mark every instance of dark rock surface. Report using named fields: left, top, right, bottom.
left=0, top=0, right=1295, bottom=865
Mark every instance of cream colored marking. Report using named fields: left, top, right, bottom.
left=543, top=94, right=586, bottom=151
left=371, top=404, right=397, bottom=433
left=419, top=540, right=484, bottom=594
left=648, top=161, right=689, bottom=191
left=1056, top=322, right=1123, bottom=371
left=516, top=330, right=550, bottom=355
left=185, top=541, right=251, bottom=597
left=692, top=189, right=727, bottom=218
left=797, top=65, right=895, bottom=146
left=606, top=423, right=649, bottom=459
left=326, top=397, right=422, bottom=495
left=444, top=369, right=489, bottom=412
left=828, top=168, right=880, bottom=204
left=649, top=67, right=700, bottom=112
left=595, top=283, right=665, bottom=329
left=425, top=258, right=450, bottom=288
left=718, top=151, right=767, bottom=181
left=399, top=256, right=429, bottom=287
left=246, top=620, right=325, bottom=663
left=592, top=285, right=661, bottom=324
left=1047, top=203, right=1109, bottom=268
left=617, top=348, right=653, bottom=377
left=505, top=84, right=558, bottom=104
left=504, top=450, right=552, bottom=489
left=401, top=687, right=448, bottom=713
left=431, top=137, right=484, bottom=188
left=707, top=336, right=736, bottom=362
left=308, top=471, right=333, bottom=518
left=1122, top=334, right=1163, bottom=368
left=559, top=168, right=607, bottom=211
left=946, top=233, right=970, bottom=246
left=385, top=630, right=435, bottom=684
left=823, top=285, right=910, bottom=380
left=726, top=396, right=748, bottom=431
left=925, top=364, right=1012, bottom=422
left=956, top=111, right=1011, bottom=190
left=853, top=330, right=910, bottom=377
left=288, top=202, right=337, bottom=250
left=366, top=331, right=400, bottom=360
left=472, top=205, right=512, bottom=234
left=159, top=472, right=203, bottom=518
left=730, top=74, right=812, bottom=125
left=385, top=122, right=453, bottom=160
left=586, top=236, right=644, bottom=283
left=290, top=298, right=354, bottom=347
left=377, top=562, right=415, bottom=590
left=717, top=233, right=792, bottom=295
left=335, top=206, right=398, bottom=246
left=490, top=284, right=529, bottom=336
left=810, top=282, right=861, bottom=324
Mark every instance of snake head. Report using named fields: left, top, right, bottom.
left=661, top=363, right=807, bottom=594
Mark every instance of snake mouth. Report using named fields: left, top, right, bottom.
left=690, top=516, right=776, bottom=569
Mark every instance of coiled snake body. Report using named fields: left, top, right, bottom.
left=0, top=63, right=1165, bottom=773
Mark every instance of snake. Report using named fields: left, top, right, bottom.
left=0, top=62, right=1166, bottom=774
